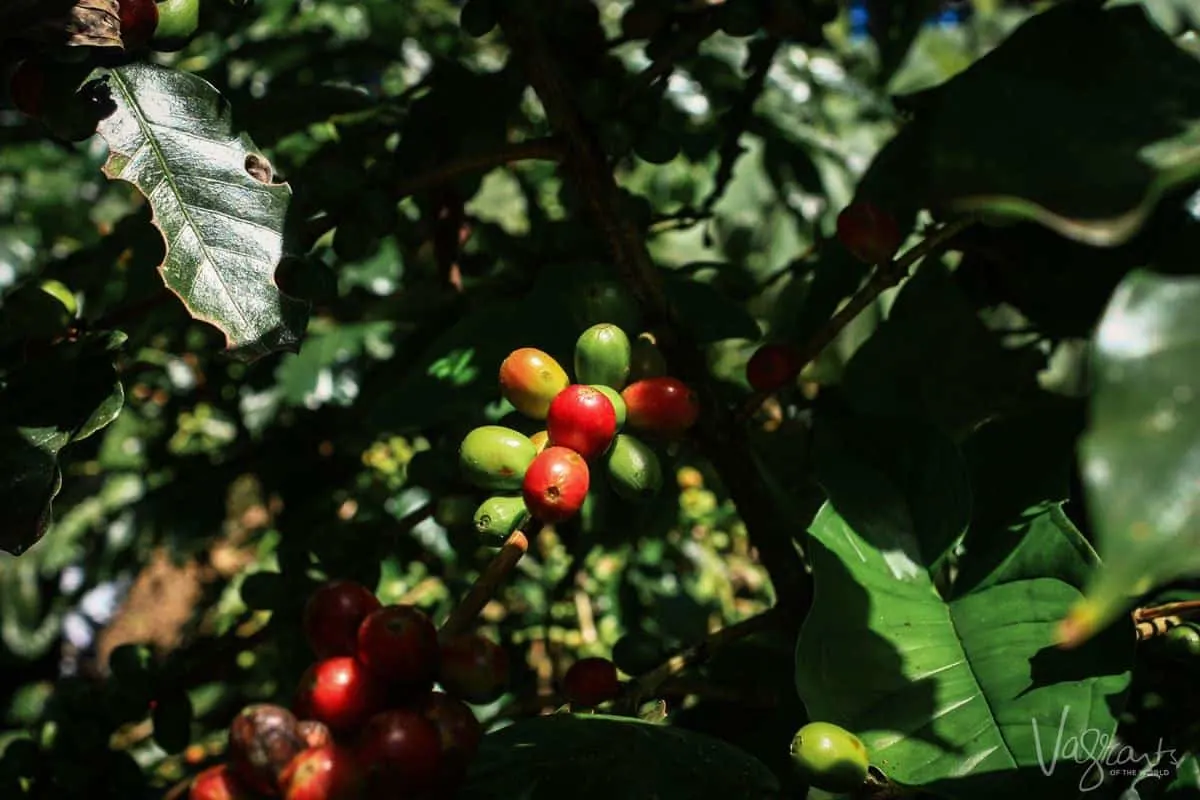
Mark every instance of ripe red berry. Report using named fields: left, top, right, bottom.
left=835, top=201, right=903, bottom=264
left=9, top=60, right=45, bottom=118
left=547, top=384, right=618, bottom=460
left=357, top=709, right=444, bottom=797
left=279, top=744, right=365, bottom=800
left=188, top=764, right=257, bottom=800
left=226, top=704, right=306, bottom=795
left=620, top=378, right=700, bottom=438
left=746, top=342, right=803, bottom=393
left=297, top=720, right=333, bottom=749
left=421, top=692, right=484, bottom=793
left=437, top=633, right=510, bottom=705
left=355, top=605, right=440, bottom=689
left=562, top=657, right=621, bottom=707
left=522, top=446, right=590, bottom=523
left=303, top=580, right=381, bottom=660
left=293, top=657, right=385, bottom=733
left=118, top=0, right=160, bottom=50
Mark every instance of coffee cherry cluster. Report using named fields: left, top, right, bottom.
left=188, top=580, right=509, bottom=799
left=460, top=323, right=700, bottom=535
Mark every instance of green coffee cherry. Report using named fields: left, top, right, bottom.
left=459, top=426, right=537, bottom=491
left=789, top=721, right=870, bottom=793
left=590, top=385, right=626, bottom=431
left=575, top=323, right=632, bottom=389
left=473, top=496, right=529, bottom=543
left=152, top=0, right=201, bottom=52
left=605, top=434, right=663, bottom=503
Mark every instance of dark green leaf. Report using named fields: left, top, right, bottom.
left=460, top=714, right=779, bottom=799
left=0, top=334, right=125, bottom=555
left=812, top=409, right=971, bottom=569
left=841, top=261, right=1044, bottom=437
left=885, top=4, right=1200, bottom=246
left=663, top=271, right=760, bottom=344
left=151, top=686, right=193, bottom=754
left=96, top=63, right=309, bottom=361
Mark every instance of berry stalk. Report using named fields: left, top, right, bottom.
left=439, top=524, right=538, bottom=639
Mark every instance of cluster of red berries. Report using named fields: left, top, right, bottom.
left=462, top=324, right=700, bottom=536
left=188, top=580, right=508, bottom=799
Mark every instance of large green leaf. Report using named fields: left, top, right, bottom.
left=796, top=406, right=1133, bottom=798
left=96, top=63, right=308, bottom=361
left=1065, top=270, right=1200, bottom=645
left=881, top=3, right=1200, bottom=246
left=0, top=333, right=125, bottom=556
left=796, top=503, right=1132, bottom=798
left=459, top=715, right=780, bottom=799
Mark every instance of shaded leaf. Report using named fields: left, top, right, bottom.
left=663, top=270, right=760, bottom=344
left=0, top=333, right=125, bottom=556
left=883, top=4, right=1200, bottom=246
left=96, top=63, right=309, bottom=362
left=841, top=261, right=1044, bottom=438
left=812, top=408, right=971, bottom=571
left=1066, top=270, right=1200, bottom=643
left=460, top=715, right=779, bottom=799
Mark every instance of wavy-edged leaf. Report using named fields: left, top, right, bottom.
left=460, top=714, right=779, bottom=799
left=96, top=63, right=308, bottom=361
left=1064, top=270, right=1200, bottom=645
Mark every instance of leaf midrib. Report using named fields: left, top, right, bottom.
left=108, top=68, right=251, bottom=335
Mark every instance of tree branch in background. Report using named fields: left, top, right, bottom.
left=499, top=12, right=811, bottom=615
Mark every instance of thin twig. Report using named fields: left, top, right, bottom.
left=738, top=217, right=975, bottom=420
left=499, top=9, right=812, bottom=615
left=614, top=606, right=784, bottom=713
left=439, top=523, right=539, bottom=638
left=1133, top=600, right=1200, bottom=623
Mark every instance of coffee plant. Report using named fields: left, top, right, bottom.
left=2, top=0, right=1200, bottom=798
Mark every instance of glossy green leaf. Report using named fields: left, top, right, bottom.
left=96, top=63, right=308, bottom=361
left=460, top=714, right=779, bottom=799
left=882, top=4, right=1200, bottom=246
left=1065, top=270, right=1200, bottom=645
left=0, top=333, right=125, bottom=556
left=797, top=417, right=1134, bottom=800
